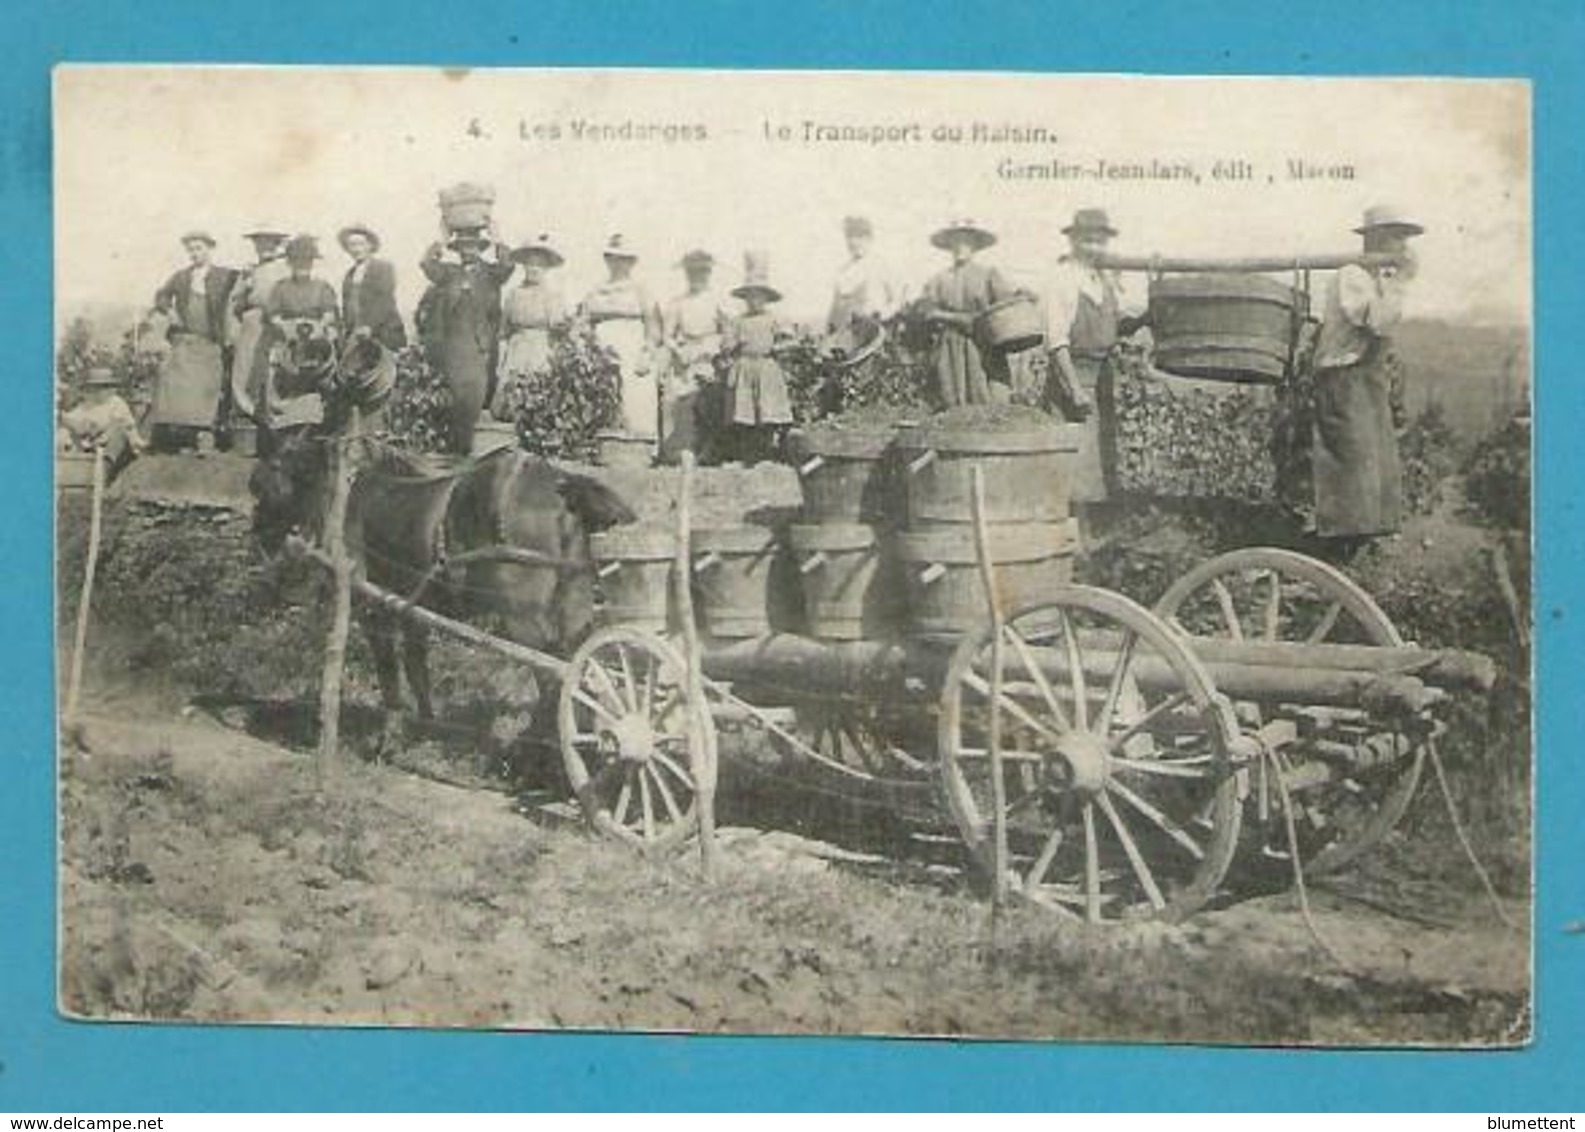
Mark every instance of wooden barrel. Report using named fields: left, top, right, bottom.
left=1148, top=273, right=1303, bottom=384
left=788, top=426, right=905, bottom=525
left=895, top=520, right=1079, bottom=638
left=977, top=295, right=1045, bottom=353
left=895, top=421, right=1082, bottom=526
left=590, top=525, right=676, bottom=632
left=692, top=526, right=780, bottom=639
left=786, top=522, right=894, bottom=641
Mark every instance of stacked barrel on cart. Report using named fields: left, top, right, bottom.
left=588, top=413, right=1084, bottom=642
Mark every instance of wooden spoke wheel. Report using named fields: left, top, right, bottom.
left=938, top=586, right=1244, bottom=923
left=1155, top=547, right=1424, bottom=876
left=558, top=626, right=711, bottom=850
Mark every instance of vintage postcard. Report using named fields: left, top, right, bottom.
left=53, top=66, right=1531, bottom=1044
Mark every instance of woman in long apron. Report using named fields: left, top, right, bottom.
left=580, top=234, right=661, bottom=442
left=492, top=235, right=568, bottom=420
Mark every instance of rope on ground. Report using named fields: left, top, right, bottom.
left=1425, top=738, right=1521, bottom=933
left=1270, top=746, right=1350, bottom=969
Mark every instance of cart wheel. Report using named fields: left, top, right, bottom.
left=1155, top=547, right=1423, bottom=875
left=558, top=626, right=710, bottom=850
left=939, top=586, right=1244, bottom=923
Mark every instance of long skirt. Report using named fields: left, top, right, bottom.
left=151, top=335, right=224, bottom=430
left=596, top=319, right=658, bottom=439
left=1313, top=353, right=1404, bottom=538
left=231, top=309, right=270, bottom=420
left=727, top=356, right=792, bottom=426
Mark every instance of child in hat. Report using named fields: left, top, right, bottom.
left=60, top=366, right=145, bottom=482
left=724, top=251, right=793, bottom=463
left=920, top=219, right=1019, bottom=407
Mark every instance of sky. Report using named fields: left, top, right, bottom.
left=53, top=67, right=1530, bottom=337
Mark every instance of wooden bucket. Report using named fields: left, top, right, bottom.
left=895, top=421, right=1082, bottom=526
left=472, top=419, right=517, bottom=457
left=438, top=182, right=496, bottom=232
left=229, top=424, right=259, bottom=458
left=787, top=522, right=896, bottom=641
left=788, top=426, right=906, bottom=525
left=590, top=525, right=676, bottom=632
left=1147, top=273, right=1304, bottom=384
left=977, top=295, right=1045, bottom=353
left=895, top=520, right=1079, bottom=638
left=56, top=450, right=96, bottom=492
left=692, top=526, right=780, bottom=639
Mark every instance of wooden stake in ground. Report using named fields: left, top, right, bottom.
left=316, top=409, right=360, bottom=790
left=675, top=451, right=719, bottom=881
left=64, top=445, right=106, bottom=725
left=969, top=464, right=1010, bottom=913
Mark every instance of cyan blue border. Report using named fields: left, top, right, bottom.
left=3, top=0, right=1580, bottom=1112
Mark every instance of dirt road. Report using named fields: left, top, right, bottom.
left=59, top=707, right=1529, bottom=1045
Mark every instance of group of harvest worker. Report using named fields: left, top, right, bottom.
left=84, top=198, right=1420, bottom=551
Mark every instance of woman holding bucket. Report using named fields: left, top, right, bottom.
left=919, top=219, right=1020, bottom=408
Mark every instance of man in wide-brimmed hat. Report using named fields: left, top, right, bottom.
left=919, top=219, right=1020, bottom=407
left=580, top=233, right=662, bottom=444
left=230, top=223, right=294, bottom=429
left=417, top=228, right=516, bottom=453
left=1308, top=205, right=1425, bottom=552
left=59, top=365, right=145, bottom=481
left=149, top=229, right=238, bottom=453
left=1043, top=207, right=1147, bottom=506
left=338, top=222, right=407, bottom=352
left=659, top=248, right=728, bottom=462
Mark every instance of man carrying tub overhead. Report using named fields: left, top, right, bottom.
left=1043, top=208, right=1147, bottom=510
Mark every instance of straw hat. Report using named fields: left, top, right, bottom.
left=731, top=250, right=782, bottom=303
left=180, top=230, right=217, bottom=248
left=243, top=224, right=291, bottom=243
left=602, top=233, right=640, bottom=261
left=337, top=223, right=382, bottom=254
left=1062, top=208, right=1118, bottom=238
left=284, top=235, right=321, bottom=263
left=930, top=219, right=996, bottom=252
left=83, top=366, right=120, bottom=389
left=1354, top=205, right=1424, bottom=237
left=511, top=234, right=565, bottom=267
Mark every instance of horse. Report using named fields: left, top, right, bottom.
left=249, top=354, right=635, bottom=759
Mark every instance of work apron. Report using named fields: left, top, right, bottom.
left=1066, top=285, right=1122, bottom=503
left=1312, top=344, right=1404, bottom=538
left=151, top=334, right=225, bottom=430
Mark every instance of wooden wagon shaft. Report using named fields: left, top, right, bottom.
left=1075, top=630, right=1496, bottom=693
left=1095, top=251, right=1400, bottom=274
left=698, top=634, right=1445, bottom=714
left=285, top=536, right=570, bottom=677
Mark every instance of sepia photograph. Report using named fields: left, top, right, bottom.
left=52, top=66, right=1532, bottom=1045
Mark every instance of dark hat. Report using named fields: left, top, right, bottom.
left=83, top=365, right=120, bottom=389
left=1355, top=204, right=1425, bottom=237
left=731, top=249, right=782, bottom=303
left=243, top=224, right=291, bottom=242
left=930, top=219, right=996, bottom=252
left=180, top=230, right=217, bottom=248
left=602, top=233, right=640, bottom=261
left=337, top=223, right=382, bottom=253
left=511, top=234, right=565, bottom=267
left=1062, top=208, right=1118, bottom=238
left=843, top=215, right=874, bottom=238
left=677, top=248, right=715, bottom=271
left=284, top=235, right=321, bottom=262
